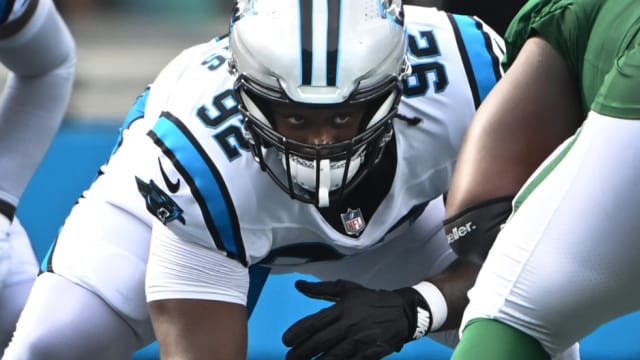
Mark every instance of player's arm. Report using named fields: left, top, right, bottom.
left=149, top=299, right=247, bottom=360
left=0, top=0, right=75, bottom=221
left=146, top=224, right=249, bottom=360
left=444, top=36, right=582, bottom=263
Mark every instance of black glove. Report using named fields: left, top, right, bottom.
left=282, top=279, right=431, bottom=360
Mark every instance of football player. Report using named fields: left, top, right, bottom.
left=4, top=0, right=502, bottom=359
left=447, top=0, right=640, bottom=358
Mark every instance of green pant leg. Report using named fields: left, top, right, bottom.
left=451, top=318, right=550, bottom=360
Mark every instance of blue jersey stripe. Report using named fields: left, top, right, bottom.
left=122, top=88, right=149, bottom=129
left=40, top=239, right=55, bottom=273
left=451, top=14, right=501, bottom=104
left=151, top=113, right=245, bottom=264
left=110, top=88, right=150, bottom=156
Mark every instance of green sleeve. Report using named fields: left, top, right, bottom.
left=501, top=0, right=602, bottom=77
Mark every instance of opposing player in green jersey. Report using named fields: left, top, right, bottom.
left=442, top=0, right=640, bottom=359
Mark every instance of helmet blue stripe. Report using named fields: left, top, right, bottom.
left=299, top=0, right=313, bottom=85
left=326, top=0, right=341, bottom=86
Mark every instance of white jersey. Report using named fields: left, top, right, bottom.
left=137, top=6, right=501, bottom=261
left=130, top=6, right=502, bottom=302
left=45, top=5, right=503, bottom=315
left=2, top=6, right=505, bottom=357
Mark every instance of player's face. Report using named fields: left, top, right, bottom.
left=270, top=102, right=367, bottom=146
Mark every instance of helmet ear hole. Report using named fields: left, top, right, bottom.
left=241, top=88, right=276, bottom=127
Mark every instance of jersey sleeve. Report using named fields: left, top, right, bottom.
left=591, top=30, right=640, bottom=119
left=146, top=221, right=249, bottom=305
left=112, top=40, right=224, bottom=154
left=134, top=38, right=250, bottom=266
left=447, top=13, right=505, bottom=107
left=502, top=0, right=601, bottom=73
left=403, top=6, right=504, bottom=110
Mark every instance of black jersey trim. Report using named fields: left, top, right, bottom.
left=326, top=0, right=341, bottom=86
left=0, top=197, right=15, bottom=220
left=0, top=0, right=38, bottom=39
left=300, top=0, right=313, bottom=85
left=448, top=13, right=481, bottom=108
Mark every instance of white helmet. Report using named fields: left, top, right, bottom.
left=229, top=0, right=409, bottom=207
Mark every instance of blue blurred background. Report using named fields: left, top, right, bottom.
left=6, top=0, right=640, bottom=358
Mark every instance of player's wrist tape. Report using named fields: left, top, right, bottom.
left=412, top=281, right=447, bottom=333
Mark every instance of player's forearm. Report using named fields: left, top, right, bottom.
left=417, top=258, right=480, bottom=331
left=0, top=0, right=75, bottom=202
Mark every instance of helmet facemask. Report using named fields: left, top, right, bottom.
left=237, top=76, right=401, bottom=207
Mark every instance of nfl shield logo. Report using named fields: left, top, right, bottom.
left=340, top=208, right=366, bottom=236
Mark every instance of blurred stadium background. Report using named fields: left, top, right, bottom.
left=4, top=0, right=640, bottom=358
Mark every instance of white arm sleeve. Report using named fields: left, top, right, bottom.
left=0, top=0, right=75, bottom=209
left=146, top=221, right=249, bottom=306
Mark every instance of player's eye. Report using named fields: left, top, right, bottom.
left=333, top=115, right=352, bottom=125
left=286, top=116, right=305, bottom=125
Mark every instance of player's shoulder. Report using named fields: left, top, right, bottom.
left=399, top=6, right=504, bottom=117
left=144, top=34, right=249, bottom=164
left=158, top=36, right=232, bottom=80
left=403, top=5, right=448, bottom=28
left=402, top=5, right=504, bottom=72
left=148, top=35, right=235, bottom=109
left=404, top=4, right=503, bottom=41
